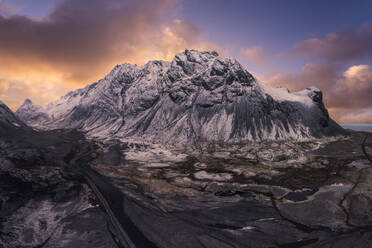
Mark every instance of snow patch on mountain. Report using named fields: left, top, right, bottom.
left=260, top=83, right=315, bottom=107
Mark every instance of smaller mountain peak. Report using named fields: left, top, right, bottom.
left=103, top=63, right=140, bottom=82
left=16, top=98, right=39, bottom=114
left=24, top=98, right=33, bottom=105
left=18, top=98, right=35, bottom=108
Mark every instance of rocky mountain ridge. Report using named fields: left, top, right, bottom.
left=15, top=50, right=345, bottom=145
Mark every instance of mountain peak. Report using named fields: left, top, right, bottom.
left=19, top=98, right=34, bottom=108
left=16, top=98, right=50, bottom=125
left=174, top=49, right=219, bottom=63
left=15, top=49, right=345, bottom=144
left=17, top=98, right=38, bottom=112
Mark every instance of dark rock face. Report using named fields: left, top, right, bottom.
left=0, top=101, right=29, bottom=133
left=15, top=50, right=345, bottom=145
left=0, top=126, right=118, bottom=248
left=343, top=167, right=372, bottom=227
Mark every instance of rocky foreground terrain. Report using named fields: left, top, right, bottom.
left=90, top=131, right=372, bottom=248
left=1, top=126, right=372, bottom=248
left=1, top=50, right=372, bottom=247
left=0, top=130, right=119, bottom=247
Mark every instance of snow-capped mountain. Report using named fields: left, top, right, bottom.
left=15, top=99, right=50, bottom=125
left=16, top=50, right=345, bottom=144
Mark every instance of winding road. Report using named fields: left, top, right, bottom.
left=70, top=144, right=159, bottom=248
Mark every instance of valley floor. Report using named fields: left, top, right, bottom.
left=1, top=129, right=372, bottom=248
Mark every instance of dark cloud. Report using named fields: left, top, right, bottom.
left=0, top=0, right=181, bottom=82
left=241, top=46, right=267, bottom=65
left=0, top=0, right=24, bottom=17
left=293, top=26, right=372, bottom=63
left=0, top=0, right=218, bottom=109
left=264, top=26, right=372, bottom=123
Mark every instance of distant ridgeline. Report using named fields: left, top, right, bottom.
left=341, top=124, right=372, bottom=133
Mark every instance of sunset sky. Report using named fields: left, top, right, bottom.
left=0, top=0, right=371, bottom=123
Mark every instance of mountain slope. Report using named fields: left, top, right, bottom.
left=16, top=50, right=345, bottom=144
left=0, top=101, right=29, bottom=134
left=15, top=99, right=50, bottom=125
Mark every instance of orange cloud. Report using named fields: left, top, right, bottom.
left=329, top=108, right=372, bottom=124
left=343, top=65, right=372, bottom=89
left=0, top=0, right=219, bottom=110
left=241, top=46, right=267, bottom=65
left=0, top=78, right=8, bottom=94
left=261, top=26, right=372, bottom=124
left=292, top=26, right=372, bottom=62
left=340, top=112, right=372, bottom=124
